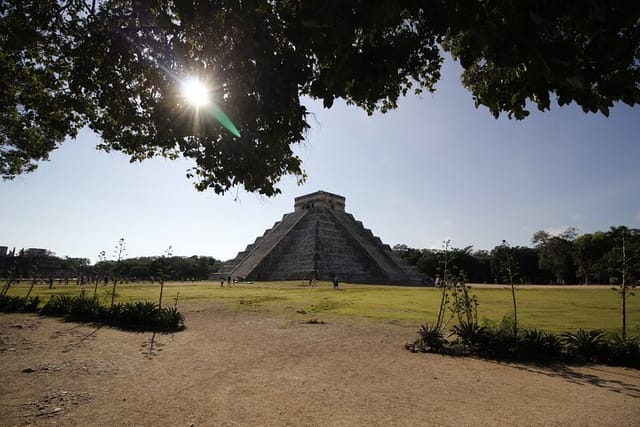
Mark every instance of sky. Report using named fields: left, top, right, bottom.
left=1, top=59, right=639, bottom=263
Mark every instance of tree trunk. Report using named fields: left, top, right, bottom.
left=622, top=285, right=626, bottom=341
left=159, top=279, right=165, bottom=309
left=25, top=280, right=35, bottom=300
left=110, top=279, right=117, bottom=309
left=511, top=282, right=518, bottom=337
left=621, top=234, right=627, bottom=340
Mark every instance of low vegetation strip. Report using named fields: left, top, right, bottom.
left=0, top=293, right=184, bottom=332
left=408, top=276, right=639, bottom=369
left=408, top=322, right=640, bottom=369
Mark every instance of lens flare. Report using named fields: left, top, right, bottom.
left=180, top=76, right=241, bottom=138
left=181, top=77, right=210, bottom=107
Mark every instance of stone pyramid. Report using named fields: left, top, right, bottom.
left=217, top=191, right=424, bottom=284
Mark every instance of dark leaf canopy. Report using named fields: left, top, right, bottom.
left=2, top=1, right=638, bottom=194
left=443, top=1, right=640, bottom=119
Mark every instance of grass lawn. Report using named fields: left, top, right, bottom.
left=5, top=280, right=639, bottom=336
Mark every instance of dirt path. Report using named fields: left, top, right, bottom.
left=1, top=303, right=639, bottom=426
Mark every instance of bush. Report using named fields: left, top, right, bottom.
left=24, top=296, right=41, bottom=312
left=605, top=335, right=640, bottom=368
left=477, top=328, right=516, bottom=359
left=108, top=302, right=125, bottom=323
left=39, top=294, right=184, bottom=332
left=451, top=321, right=488, bottom=352
left=41, top=295, right=74, bottom=317
left=0, top=295, right=40, bottom=313
left=108, top=301, right=184, bottom=331
left=417, top=323, right=446, bottom=352
left=68, top=294, right=103, bottom=322
left=413, top=323, right=640, bottom=368
left=561, top=329, right=607, bottom=362
left=411, top=287, right=638, bottom=368
left=155, top=306, right=185, bottom=330
left=518, top=329, right=563, bottom=361
left=122, top=301, right=159, bottom=327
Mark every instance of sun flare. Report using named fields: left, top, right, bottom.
left=181, top=77, right=210, bottom=107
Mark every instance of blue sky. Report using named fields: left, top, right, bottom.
left=1, top=59, right=639, bottom=263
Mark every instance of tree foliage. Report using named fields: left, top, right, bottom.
left=396, top=225, right=640, bottom=285
left=443, top=1, right=640, bottom=119
left=2, top=1, right=639, bottom=194
left=606, top=226, right=640, bottom=339
left=606, top=226, right=640, bottom=283
left=95, top=255, right=221, bottom=281
left=0, top=250, right=220, bottom=281
left=573, top=232, right=610, bottom=285
left=532, top=228, right=578, bottom=284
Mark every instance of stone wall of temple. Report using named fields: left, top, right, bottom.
left=294, top=190, right=346, bottom=212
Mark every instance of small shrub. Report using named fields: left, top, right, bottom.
left=451, top=321, right=488, bottom=351
left=68, top=294, right=102, bottom=321
left=22, top=296, right=41, bottom=312
left=542, top=331, right=564, bottom=359
left=155, top=306, right=185, bottom=330
left=122, top=301, right=159, bottom=326
left=39, top=295, right=184, bottom=332
left=0, top=295, right=23, bottom=312
left=499, top=312, right=518, bottom=338
left=109, top=301, right=184, bottom=331
left=41, top=295, right=74, bottom=317
left=108, top=302, right=125, bottom=323
left=479, top=328, right=516, bottom=359
left=417, top=323, right=447, bottom=352
left=606, top=335, right=640, bottom=368
left=0, top=295, right=40, bottom=313
left=518, top=329, right=563, bottom=361
left=561, top=329, right=607, bottom=362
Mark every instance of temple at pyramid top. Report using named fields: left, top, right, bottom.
left=214, top=191, right=424, bottom=285
left=294, top=190, right=346, bottom=212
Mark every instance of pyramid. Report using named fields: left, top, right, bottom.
left=216, top=191, right=424, bottom=285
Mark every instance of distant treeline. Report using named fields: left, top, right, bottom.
left=0, top=251, right=221, bottom=282
left=395, top=226, right=640, bottom=285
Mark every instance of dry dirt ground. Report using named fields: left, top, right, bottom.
left=1, top=301, right=639, bottom=427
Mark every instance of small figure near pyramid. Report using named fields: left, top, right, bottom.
left=216, top=191, right=424, bottom=285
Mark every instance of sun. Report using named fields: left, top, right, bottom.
left=181, top=77, right=210, bottom=107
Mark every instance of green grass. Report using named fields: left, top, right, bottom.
left=4, top=280, right=639, bottom=335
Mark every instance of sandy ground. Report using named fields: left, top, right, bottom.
left=1, top=302, right=639, bottom=427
